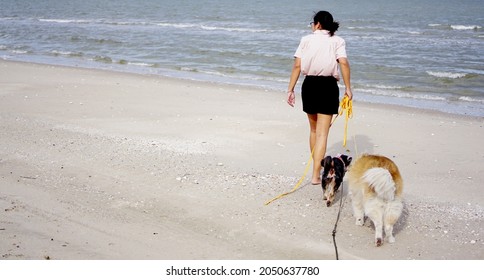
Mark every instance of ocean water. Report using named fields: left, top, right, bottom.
left=1, top=0, right=483, bottom=117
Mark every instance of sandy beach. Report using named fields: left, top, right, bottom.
left=0, top=60, right=483, bottom=260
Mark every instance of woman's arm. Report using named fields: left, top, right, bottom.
left=338, top=57, right=353, bottom=100
left=287, top=57, right=301, bottom=107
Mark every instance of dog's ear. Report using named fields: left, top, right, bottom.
left=346, top=156, right=353, bottom=166
left=340, top=154, right=352, bottom=167
left=322, top=156, right=333, bottom=176
left=333, top=160, right=344, bottom=179
left=322, top=156, right=333, bottom=169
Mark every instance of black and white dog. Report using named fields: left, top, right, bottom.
left=321, top=154, right=352, bottom=207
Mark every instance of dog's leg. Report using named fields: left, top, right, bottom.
left=365, top=199, right=384, bottom=246
left=372, top=218, right=384, bottom=247
left=384, top=199, right=403, bottom=244
left=385, top=224, right=395, bottom=244
left=350, top=191, right=365, bottom=226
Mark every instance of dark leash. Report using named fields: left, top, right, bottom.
left=332, top=181, right=345, bottom=260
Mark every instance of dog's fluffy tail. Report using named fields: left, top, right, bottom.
left=362, top=167, right=395, bottom=201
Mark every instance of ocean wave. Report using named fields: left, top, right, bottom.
left=128, top=62, right=157, bottom=67
left=358, top=84, right=416, bottom=92
left=345, top=25, right=385, bottom=32
left=358, top=88, right=447, bottom=101
left=428, top=23, right=482, bottom=31
left=69, top=35, right=122, bottom=45
left=157, top=22, right=198, bottom=29
left=38, top=18, right=90, bottom=24
left=426, top=71, right=467, bottom=79
left=50, top=50, right=84, bottom=57
left=200, top=25, right=269, bottom=33
left=92, top=38, right=123, bottom=45
left=179, top=67, right=198, bottom=72
left=10, top=50, right=29, bottom=54
left=176, top=67, right=284, bottom=84
left=92, top=55, right=113, bottom=63
left=102, top=20, right=150, bottom=26
left=157, top=22, right=269, bottom=33
left=451, top=25, right=481, bottom=30
left=36, top=17, right=244, bottom=33
left=0, top=45, right=29, bottom=54
left=38, top=17, right=153, bottom=27
left=458, top=96, right=484, bottom=104
left=34, top=17, right=272, bottom=33
left=0, top=17, right=16, bottom=21
left=371, top=84, right=405, bottom=90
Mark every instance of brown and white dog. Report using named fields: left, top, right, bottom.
left=347, top=154, right=403, bottom=246
left=321, top=154, right=352, bottom=207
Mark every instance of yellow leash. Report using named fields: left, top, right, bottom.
left=264, top=149, right=314, bottom=205
left=264, top=96, right=353, bottom=206
left=339, top=95, right=353, bottom=147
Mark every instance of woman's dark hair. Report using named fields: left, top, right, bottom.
left=313, top=11, right=339, bottom=36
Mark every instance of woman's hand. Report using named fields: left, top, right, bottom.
left=287, top=90, right=295, bottom=107
left=345, top=88, right=353, bottom=100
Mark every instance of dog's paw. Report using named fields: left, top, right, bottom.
left=388, top=236, right=395, bottom=243
left=355, top=218, right=364, bottom=226
left=375, top=238, right=382, bottom=247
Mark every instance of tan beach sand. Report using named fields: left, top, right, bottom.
left=0, top=60, right=483, bottom=260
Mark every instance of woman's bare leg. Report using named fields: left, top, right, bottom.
left=307, top=113, right=333, bottom=184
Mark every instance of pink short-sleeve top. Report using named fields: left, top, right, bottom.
left=294, top=30, right=347, bottom=80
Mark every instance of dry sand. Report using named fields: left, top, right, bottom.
left=0, top=60, right=483, bottom=260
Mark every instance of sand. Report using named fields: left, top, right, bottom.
left=0, top=60, right=483, bottom=260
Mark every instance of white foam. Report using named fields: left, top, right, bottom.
left=38, top=18, right=89, bottom=24
left=51, top=50, right=73, bottom=56
left=156, top=23, right=198, bottom=29
left=359, top=88, right=447, bottom=101
left=458, top=96, right=484, bottom=104
left=210, top=25, right=266, bottom=33
left=372, top=84, right=404, bottom=90
left=156, top=22, right=269, bottom=33
left=451, top=25, right=481, bottom=30
left=426, top=71, right=467, bottom=79
left=128, top=62, right=156, bottom=67
left=200, top=25, right=269, bottom=33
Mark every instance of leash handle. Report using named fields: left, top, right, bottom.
left=339, top=96, right=353, bottom=147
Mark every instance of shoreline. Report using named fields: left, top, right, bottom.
left=3, top=58, right=483, bottom=119
left=0, top=59, right=483, bottom=260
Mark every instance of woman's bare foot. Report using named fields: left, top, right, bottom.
left=311, top=178, right=321, bottom=185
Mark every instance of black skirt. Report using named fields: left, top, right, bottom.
left=301, top=75, right=340, bottom=115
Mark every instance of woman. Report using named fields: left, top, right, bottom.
left=287, top=11, right=352, bottom=185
